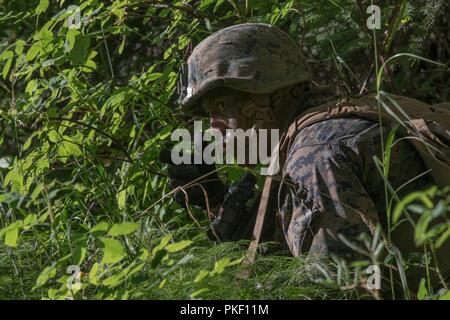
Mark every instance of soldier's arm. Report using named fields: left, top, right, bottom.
left=280, top=141, right=381, bottom=259
left=207, top=173, right=259, bottom=242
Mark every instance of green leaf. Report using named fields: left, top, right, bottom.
left=2, top=56, right=13, bottom=79
left=116, top=189, right=127, bottom=210
left=23, top=214, right=38, bottom=228
left=89, top=263, right=100, bottom=285
left=15, top=40, right=25, bottom=55
left=0, top=50, right=13, bottom=61
left=70, top=36, right=90, bottom=66
left=4, top=226, right=19, bottom=247
left=211, top=258, right=231, bottom=275
left=439, top=290, right=450, bottom=300
left=47, top=130, right=60, bottom=143
left=4, top=167, right=24, bottom=193
left=99, top=237, right=125, bottom=264
left=118, top=37, right=125, bottom=54
left=147, top=73, right=162, bottom=81
left=165, top=240, right=192, bottom=253
left=151, top=249, right=167, bottom=268
left=210, top=257, right=243, bottom=275
left=152, top=234, right=172, bottom=255
left=198, top=0, right=215, bottom=11
left=25, top=79, right=38, bottom=95
left=30, top=183, right=44, bottom=201
left=36, top=158, right=49, bottom=171
left=393, top=190, right=434, bottom=225
left=23, top=135, right=34, bottom=152
left=102, top=274, right=122, bottom=288
left=35, top=265, right=57, bottom=288
left=36, top=0, right=49, bottom=14
left=383, top=126, right=398, bottom=178
left=58, top=139, right=83, bottom=158
left=157, top=125, right=174, bottom=141
left=65, top=29, right=79, bottom=52
left=72, top=245, right=87, bottom=265
left=213, top=0, right=226, bottom=13
left=194, top=270, right=209, bottom=283
left=108, top=222, right=139, bottom=236
left=414, top=213, right=433, bottom=246
left=158, top=278, right=167, bottom=289
left=417, top=278, right=428, bottom=300
left=191, top=288, right=208, bottom=298
left=26, top=43, right=41, bottom=61
left=90, top=222, right=109, bottom=237
left=436, top=226, right=450, bottom=248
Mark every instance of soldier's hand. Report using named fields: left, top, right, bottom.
left=159, top=149, right=226, bottom=209
left=207, top=172, right=258, bottom=241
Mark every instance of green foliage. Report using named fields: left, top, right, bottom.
left=0, top=0, right=448, bottom=300
left=393, top=186, right=450, bottom=248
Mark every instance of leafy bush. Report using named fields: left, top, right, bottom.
left=0, top=0, right=449, bottom=300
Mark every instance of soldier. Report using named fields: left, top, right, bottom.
left=160, top=23, right=450, bottom=291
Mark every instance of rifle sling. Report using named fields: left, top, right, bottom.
left=242, top=175, right=273, bottom=268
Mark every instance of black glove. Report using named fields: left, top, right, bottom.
left=159, top=148, right=226, bottom=209
left=207, top=173, right=257, bottom=241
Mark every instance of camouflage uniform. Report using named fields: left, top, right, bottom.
left=279, top=117, right=434, bottom=259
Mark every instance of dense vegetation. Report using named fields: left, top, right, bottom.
left=0, top=0, right=449, bottom=300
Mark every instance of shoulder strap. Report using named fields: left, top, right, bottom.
left=281, top=93, right=450, bottom=187
left=240, top=176, right=274, bottom=273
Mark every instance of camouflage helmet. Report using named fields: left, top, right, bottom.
left=178, top=23, right=311, bottom=116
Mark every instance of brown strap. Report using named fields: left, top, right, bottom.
left=237, top=176, right=274, bottom=279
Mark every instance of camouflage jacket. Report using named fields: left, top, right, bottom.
left=278, top=117, right=434, bottom=259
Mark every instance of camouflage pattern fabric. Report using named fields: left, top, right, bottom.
left=278, top=117, right=434, bottom=259
left=180, top=23, right=311, bottom=116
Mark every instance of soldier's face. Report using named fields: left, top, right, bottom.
left=200, top=88, right=278, bottom=165
left=201, top=88, right=253, bottom=131
left=200, top=88, right=275, bottom=131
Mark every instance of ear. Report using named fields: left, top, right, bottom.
left=269, top=88, right=286, bottom=108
